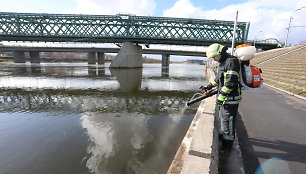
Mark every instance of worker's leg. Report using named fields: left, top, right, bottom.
left=219, top=104, right=239, bottom=151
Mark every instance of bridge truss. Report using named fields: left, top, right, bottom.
left=0, top=12, right=250, bottom=47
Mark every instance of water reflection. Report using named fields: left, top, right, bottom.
left=0, top=63, right=206, bottom=174
left=15, top=66, right=28, bottom=74
left=81, top=112, right=152, bottom=174
left=98, top=67, right=106, bottom=76
left=110, top=68, right=142, bottom=92
left=81, top=110, right=192, bottom=174
left=0, top=63, right=206, bottom=92
left=30, top=66, right=42, bottom=74
left=0, top=89, right=197, bottom=174
left=162, top=67, right=169, bottom=77
left=0, top=90, right=195, bottom=114
left=88, top=66, right=97, bottom=77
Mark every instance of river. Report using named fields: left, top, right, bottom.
left=0, top=62, right=207, bottom=174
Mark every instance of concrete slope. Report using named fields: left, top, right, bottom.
left=237, top=86, right=306, bottom=174
left=252, top=44, right=306, bottom=98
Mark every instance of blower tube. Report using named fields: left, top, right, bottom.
left=186, top=89, right=218, bottom=106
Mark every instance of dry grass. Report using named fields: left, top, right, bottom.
left=251, top=45, right=304, bottom=65
left=254, top=44, right=306, bottom=98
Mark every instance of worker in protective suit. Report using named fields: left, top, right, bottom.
left=202, top=43, right=241, bottom=153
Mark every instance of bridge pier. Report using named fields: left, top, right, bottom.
left=87, top=52, right=96, bottom=64
left=97, top=52, right=105, bottom=65
left=110, top=42, right=142, bottom=68
left=29, top=51, right=41, bottom=63
left=98, top=68, right=105, bottom=76
left=88, top=66, right=97, bottom=76
left=162, top=67, right=169, bottom=77
left=13, top=51, right=26, bottom=63
left=162, top=54, right=170, bottom=68
left=162, top=54, right=170, bottom=76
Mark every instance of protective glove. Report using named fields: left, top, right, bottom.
left=199, top=84, right=213, bottom=91
left=216, top=94, right=226, bottom=105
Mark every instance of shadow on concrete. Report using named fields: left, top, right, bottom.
left=218, top=111, right=246, bottom=174
left=236, top=112, right=306, bottom=173
left=235, top=112, right=260, bottom=174
left=249, top=138, right=306, bottom=164
left=219, top=137, right=245, bottom=174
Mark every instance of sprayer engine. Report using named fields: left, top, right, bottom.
left=234, top=44, right=263, bottom=88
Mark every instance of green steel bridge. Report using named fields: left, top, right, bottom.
left=0, top=12, right=280, bottom=49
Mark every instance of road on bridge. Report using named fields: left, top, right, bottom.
left=237, top=86, right=306, bottom=174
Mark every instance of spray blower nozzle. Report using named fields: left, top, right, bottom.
left=186, top=89, right=218, bottom=106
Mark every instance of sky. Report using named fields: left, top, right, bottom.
left=0, top=0, right=305, bottom=45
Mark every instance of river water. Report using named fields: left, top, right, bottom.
left=0, top=62, right=207, bottom=174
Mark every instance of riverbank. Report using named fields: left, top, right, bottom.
left=167, top=95, right=218, bottom=174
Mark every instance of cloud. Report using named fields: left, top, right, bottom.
left=65, top=0, right=156, bottom=16
left=163, top=0, right=306, bottom=45
left=162, top=0, right=203, bottom=18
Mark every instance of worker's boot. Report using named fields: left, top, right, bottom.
left=219, top=139, right=233, bottom=155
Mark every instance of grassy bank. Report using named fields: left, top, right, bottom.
left=252, top=44, right=306, bottom=98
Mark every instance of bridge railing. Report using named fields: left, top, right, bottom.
left=249, top=38, right=284, bottom=48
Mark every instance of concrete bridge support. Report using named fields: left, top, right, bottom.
left=162, top=54, right=170, bottom=76
left=29, top=51, right=41, bottom=63
left=13, top=51, right=26, bottom=63
left=88, top=66, right=97, bottom=76
left=162, top=54, right=170, bottom=68
left=110, top=42, right=143, bottom=68
left=98, top=68, right=105, bottom=76
left=87, top=52, right=96, bottom=64
left=97, top=52, right=105, bottom=65
left=162, top=67, right=169, bottom=77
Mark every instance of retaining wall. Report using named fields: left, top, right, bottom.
left=167, top=66, right=219, bottom=174
left=167, top=95, right=219, bottom=174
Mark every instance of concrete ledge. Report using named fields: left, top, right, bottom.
left=167, top=95, right=218, bottom=174
left=264, top=83, right=306, bottom=101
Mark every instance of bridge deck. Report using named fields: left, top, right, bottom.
left=0, top=46, right=206, bottom=57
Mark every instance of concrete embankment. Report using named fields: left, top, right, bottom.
left=167, top=65, right=245, bottom=174
left=167, top=95, right=219, bottom=174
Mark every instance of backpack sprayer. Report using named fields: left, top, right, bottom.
left=186, top=89, right=218, bottom=106
left=187, top=43, right=264, bottom=106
